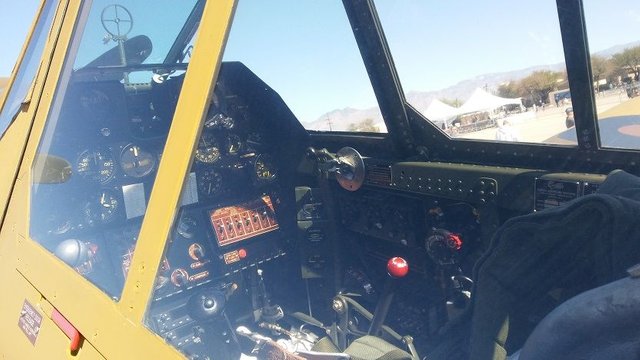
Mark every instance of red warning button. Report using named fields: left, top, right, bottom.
left=238, top=248, right=247, bottom=259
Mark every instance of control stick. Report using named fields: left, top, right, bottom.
left=368, top=257, right=409, bottom=336
left=254, top=269, right=284, bottom=323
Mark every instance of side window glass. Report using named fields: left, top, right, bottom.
left=30, top=0, right=203, bottom=300
left=143, top=66, right=293, bottom=359
left=374, top=1, right=577, bottom=145
left=583, top=1, right=640, bottom=149
left=0, top=0, right=56, bottom=139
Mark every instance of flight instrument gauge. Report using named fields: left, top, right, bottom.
left=176, top=215, right=197, bottom=239
left=254, top=154, right=277, bottom=182
left=76, top=149, right=115, bottom=184
left=84, top=189, right=120, bottom=224
left=220, top=115, right=235, bottom=129
left=226, top=134, right=242, bottom=155
left=198, top=169, right=222, bottom=198
left=195, top=133, right=220, bottom=164
left=204, top=113, right=234, bottom=129
left=120, top=144, right=156, bottom=178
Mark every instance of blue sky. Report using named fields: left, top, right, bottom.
left=3, top=1, right=639, bottom=123
left=1, top=2, right=40, bottom=77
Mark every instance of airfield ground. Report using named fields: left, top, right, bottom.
left=460, top=89, right=640, bottom=143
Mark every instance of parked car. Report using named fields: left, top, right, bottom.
left=625, top=83, right=640, bottom=98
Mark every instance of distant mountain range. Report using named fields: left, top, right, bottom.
left=306, top=40, right=640, bottom=131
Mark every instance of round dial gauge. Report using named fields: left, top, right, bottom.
left=120, top=144, right=156, bottom=178
left=195, top=133, right=220, bottom=163
left=197, top=169, right=222, bottom=198
left=204, top=113, right=234, bottom=129
left=220, top=115, right=235, bottom=129
left=84, top=189, right=119, bottom=224
left=176, top=215, right=197, bottom=239
left=76, top=149, right=115, bottom=184
left=255, top=154, right=277, bottom=181
left=226, top=134, right=242, bottom=155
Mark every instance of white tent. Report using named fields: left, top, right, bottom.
left=459, top=88, right=522, bottom=114
left=423, top=99, right=461, bottom=120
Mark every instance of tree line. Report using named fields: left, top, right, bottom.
left=444, top=45, right=640, bottom=107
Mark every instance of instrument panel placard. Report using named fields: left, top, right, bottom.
left=534, top=179, right=580, bottom=211
left=18, top=300, right=42, bottom=345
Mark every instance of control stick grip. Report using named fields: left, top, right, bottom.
left=387, top=257, right=409, bottom=278
left=368, top=257, right=409, bottom=336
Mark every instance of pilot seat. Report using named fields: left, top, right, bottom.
left=468, top=170, right=640, bottom=360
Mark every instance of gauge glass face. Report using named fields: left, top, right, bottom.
left=120, top=144, right=156, bottom=178
left=176, top=215, right=197, bottom=239
left=43, top=214, right=73, bottom=236
left=220, top=115, right=235, bottom=129
left=226, top=134, right=242, bottom=155
left=76, top=149, right=115, bottom=184
left=197, top=169, right=222, bottom=198
left=255, top=154, right=277, bottom=181
left=84, top=189, right=119, bottom=224
left=204, top=112, right=234, bottom=129
left=195, top=133, right=220, bottom=163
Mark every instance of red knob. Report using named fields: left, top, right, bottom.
left=387, top=257, right=409, bottom=278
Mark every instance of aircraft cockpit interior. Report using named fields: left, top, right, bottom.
left=5, top=0, right=640, bottom=359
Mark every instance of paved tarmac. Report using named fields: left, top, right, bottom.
left=458, top=90, right=639, bottom=144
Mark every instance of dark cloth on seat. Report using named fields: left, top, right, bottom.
left=344, top=336, right=413, bottom=360
left=469, top=170, right=640, bottom=360
left=312, top=336, right=342, bottom=353
left=312, top=335, right=412, bottom=360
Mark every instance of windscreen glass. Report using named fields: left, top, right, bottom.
left=583, top=1, right=640, bottom=150
left=143, top=62, right=297, bottom=358
left=375, top=1, right=578, bottom=145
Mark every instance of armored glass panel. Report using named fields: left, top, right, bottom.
left=583, top=1, right=640, bottom=150
left=30, top=0, right=203, bottom=300
left=0, top=0, right=57, bottom=139
left=375, top=1, right=578, bottom=145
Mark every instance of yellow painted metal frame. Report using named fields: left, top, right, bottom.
left=1, top=0, right=237, bottom=358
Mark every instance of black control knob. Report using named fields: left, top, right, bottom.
left=188, top=289, right=226, bottom=320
